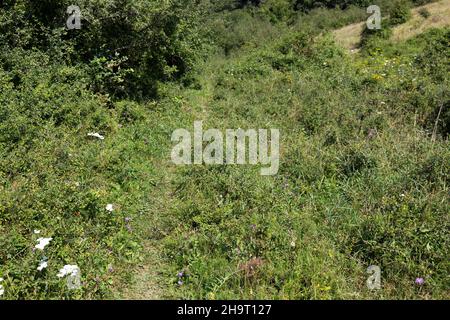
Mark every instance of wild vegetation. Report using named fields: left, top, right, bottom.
left=0, top=0, right=448, bottom=299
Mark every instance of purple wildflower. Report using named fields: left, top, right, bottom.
left=177, top=272, right=184, bottom=278
left=415, top=277, right=424, bottom=285
left=125, top=217, right=132, bottom=223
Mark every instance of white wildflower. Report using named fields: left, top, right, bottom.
left=87, top=132, right=105, bottom=140
left=35, top=237, right=52, bottom=250
left=0, top=285, right=4, bottom=296
left=57, top=265, right=82, bottom=290
left=37, top=260, right=48, bottom=271
left=106, top=204, right=114, bottom=212
left=0, top=278, right=3, bottom=282
left=34, top=229, right=41, bottom=234
left=57, top=265, right=79, bottom=278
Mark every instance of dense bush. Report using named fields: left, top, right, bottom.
left=293, top=0, right=371, bottom=11
left=0, top=0, right=202, bottom=98
left=359, top=19, right=393, bottom=52
left=389, top=0, right=412, bottom=25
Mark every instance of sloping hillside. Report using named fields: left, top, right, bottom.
left=334, top=0, right=450, bottom=50
left=121, top=5, right=450, bottom=300
left=1, top=1, right=448, bottom=300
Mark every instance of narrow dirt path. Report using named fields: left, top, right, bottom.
left=114, top=164, right=175, bottom=299
left=116, top=57, right=222, bottom=299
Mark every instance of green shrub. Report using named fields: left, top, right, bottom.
left=360, top=18, right=393, bottom=51
left=418, top=8, right=431, bottom=19
left=260, top=0, right=296, bottom=23
left=0, top=0, right=202, bottom=98
left=389, top=0, right=412, bottom=26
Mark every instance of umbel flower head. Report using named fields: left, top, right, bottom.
left=37, top=260, right=48, bottom=272
left=57, top=265, right=80, bottom=278
left=35, top=238, right=52, bottom=251
left=57, top=265, right=82, bottom=290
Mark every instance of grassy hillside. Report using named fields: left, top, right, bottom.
left=0, top=0, right=448, bottom=300
left=334, top=0, right=450, bottom=50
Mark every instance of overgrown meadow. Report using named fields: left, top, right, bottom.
left=0, top=0, right=448, bottom=299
